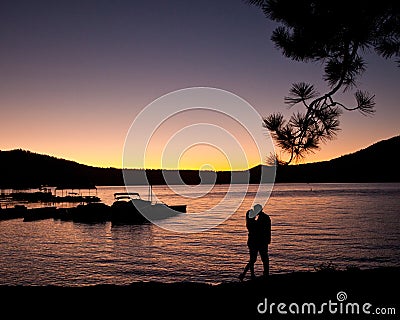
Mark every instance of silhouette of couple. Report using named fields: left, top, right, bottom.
left=239, top=204, right=271, bottom=281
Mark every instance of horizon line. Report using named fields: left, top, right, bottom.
left=2, top=134, right=398, bottom=171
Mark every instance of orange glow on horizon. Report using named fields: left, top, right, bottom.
left=120, top=107, right=272, bottom=171
left=2, top=134, right=394, bottom=170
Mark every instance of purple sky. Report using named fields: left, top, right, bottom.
left=0, top=0, right=399, bottom=168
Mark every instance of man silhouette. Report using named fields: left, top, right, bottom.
left=254, top=204, right=271, bottom=277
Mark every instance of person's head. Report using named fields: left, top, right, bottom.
left=253, top=204, right=263, bottom=215
left=248, top=208, right=257, bottom=219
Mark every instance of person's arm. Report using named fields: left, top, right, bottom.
left=268, top=215, right=271, bottom=244
left=245, top=210, right=251, bottom=229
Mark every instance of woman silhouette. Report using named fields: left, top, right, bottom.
left=239, top=208, right=259, bottom=281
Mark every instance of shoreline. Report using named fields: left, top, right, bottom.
left=2, top=267, right=398, bottom=317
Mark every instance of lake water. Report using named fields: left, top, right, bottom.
left=0, top=183, right=399, bottom=286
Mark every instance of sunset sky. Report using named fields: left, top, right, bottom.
left=1, top=0, right=399, bottom=170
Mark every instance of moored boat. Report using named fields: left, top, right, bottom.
left=68, top=202, right=111, bottom=223
left=110, top=192, right=186, bottom=225
left=23, top=206, right=58, bottom=222
left=0, top=204, right=27, bottom=221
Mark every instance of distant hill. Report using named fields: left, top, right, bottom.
left=0, top=150, right=123, bottom=189
left=0, top=150, right=211, bottom=189
left=275, top=135, right=400, bottom=183
left=0, top=135, right=399, bottom=188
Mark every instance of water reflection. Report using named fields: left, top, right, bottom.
left=110, top=223, right=153, bottom=245
left=0, top=183, right=399, bottom=285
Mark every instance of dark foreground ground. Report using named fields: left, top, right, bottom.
left=1, top=267, right=398, bottom=319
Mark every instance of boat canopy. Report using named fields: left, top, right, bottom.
left=114, top=192, right=141, bottom=200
